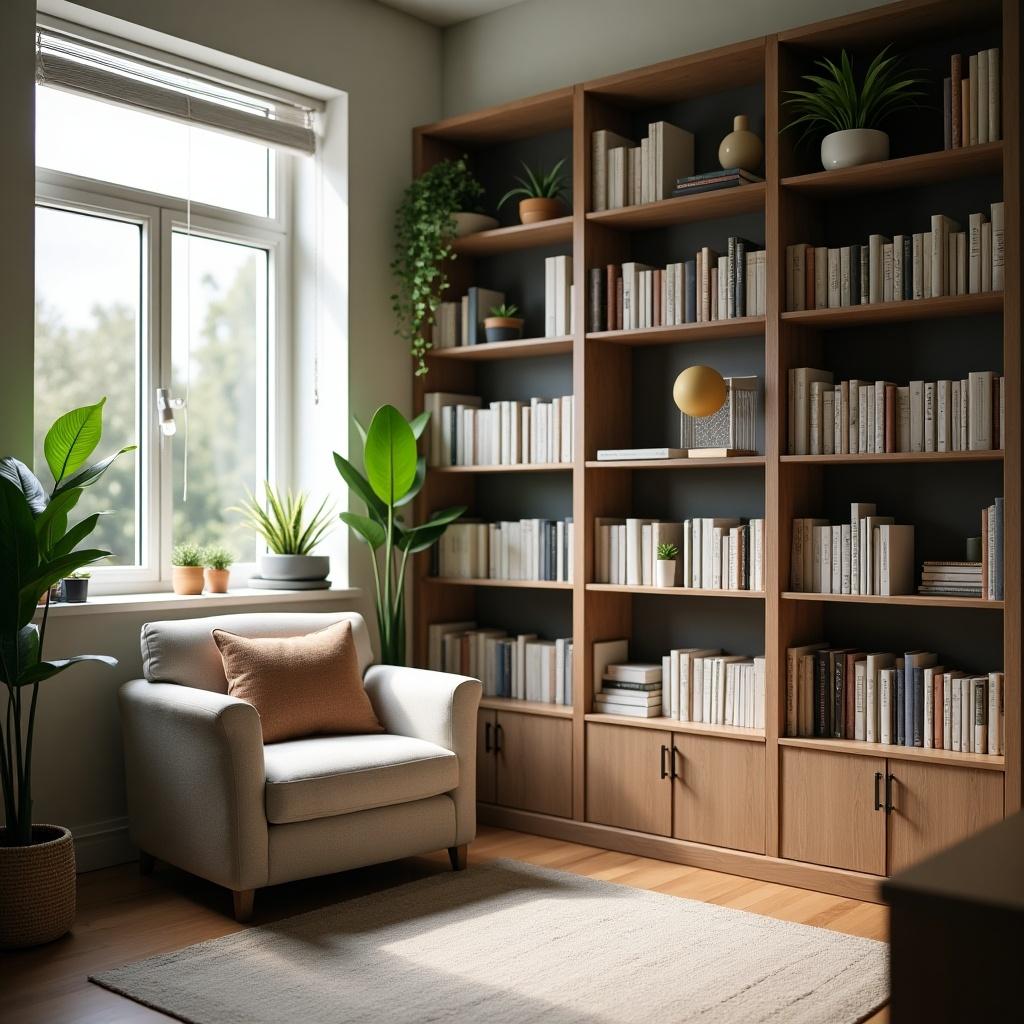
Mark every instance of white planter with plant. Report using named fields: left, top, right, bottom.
left=203, top=546, right=233, bottom=594
left=655, top=543, right=678, bottom=589
left=783, top=47, right=926, bottom=171
left=498, top=159, right=568, bottom=224
left=171, top=543, right=205, bottom=595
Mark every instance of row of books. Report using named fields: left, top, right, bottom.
left=591, top=122, right=694, bottom=211
left=944, top=48, right=1001, bottom=150
left=785, top=643, right=1004, bottom=755
left=791, top=508, right=914, bottom=596
left=788, top=368, right=1005, bottom=456
left=595, top=516, right=764, bottom=591
left=671, top=167, right=763, bottom=199
left=428, top=622, right=573, bottom=705
left=433, top=519, right=575, bottom=583
left=785, top=204, right=1005, bottom=309
left=423, top=391, right=574, bottom=467
left=431, top=286, right=505, bottom=349
left=544, top=255, right=574, bottom=337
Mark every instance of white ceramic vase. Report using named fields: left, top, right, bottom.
left=820, top=128, right=889, bottom=171
left=655, top=559, right=677, bottom=589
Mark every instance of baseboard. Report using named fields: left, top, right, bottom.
left=71, top=817, right=136, bottom=873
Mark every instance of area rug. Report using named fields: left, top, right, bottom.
left=91, top=859, right=887, bottom=1024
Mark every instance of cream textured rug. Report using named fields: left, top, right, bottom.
left=92, top=860, right=888, bottom=1024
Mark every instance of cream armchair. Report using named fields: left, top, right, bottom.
left=119, top=612, right=481, bottom=920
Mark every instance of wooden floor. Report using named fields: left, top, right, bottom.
left=0, top=825, right=889, bottom=1023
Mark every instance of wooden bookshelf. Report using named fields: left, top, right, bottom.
left=411, top=0, right=1020, bottom=905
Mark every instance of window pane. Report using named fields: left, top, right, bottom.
left=36, top=86, right=272, bottom=217
left=34, top=206, right=141, bottom=566
left=171, top=232, right=268, bottom=561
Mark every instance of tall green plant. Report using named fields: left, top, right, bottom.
left=0, top=399, right=132, bottom=846
left=334, top=405, right=464, bottom=665
left=391, top=157, right=484, bottom=377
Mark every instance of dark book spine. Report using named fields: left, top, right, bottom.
left=944, top=76, right=953, bottom=150
left=904, top=655, right=915, bottom=748
left=903, top=236, right=912, bottom=301
left=684, top=260, right=697, bottom=323
left=617, top=278, right=624, bottom=330
left=844, top=654, right=857, bottom=740
left=736, top=237, right=748, bottom=318
left=606, top=264, right=617, bottom=332
left=503, top=643, right=512, bottom=697
left=951, top=54, right=963, bottom=148
left=549, top=522, right=558, bottom=582
left=849, top=244, right=860, bottom=307
left=913, top=667, right=925, bottom=747
left=467, top=288, right=479, bottom=345
left=833, top=655, right=844, bottom=739
left=589, top=267, right=604, bottom=334
left=994, top=496, right=1004, bottom=599
left=895, top=667, right=905, bottom=745
left=815, top=650, right=829, bottom=737
left=727, top=236, right=737, bottom=319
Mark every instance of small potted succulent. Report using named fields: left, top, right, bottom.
left=484, top=302, right=525, bottom=343
left=655, top=542, right=679, bottom=588
left=61, top=570, right=91, bottom=604
left=171, top=542, right=205, bottom=596
left=203, top=546, right=234, bottom=594
left=498, top=159, right=569, bottom=224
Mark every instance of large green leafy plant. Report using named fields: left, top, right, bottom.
left=1, top=399, right=133, bottom=846
left=497, top=159, right=569, bottom=208
left=334, top=405, right=464, bottom=665
left=391, top=156, right=484, bottom=376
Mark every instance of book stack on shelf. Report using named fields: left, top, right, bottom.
left=590, top=241, right=767, bottom=332
left=788, top=368, right=1005, bottom=456
left=595, top=515, right=764, bottom=590
left=428, top=621, right=573, bottom=705
left=944, top=48, right=1001, bottom=149
left=544, top=255, right=573, bottom=337
left=660, top=646, right=765, bottom=728
left=791, top=503, right=913, bottom=596
left=594, top=659, right=663, bottom=718
left=671, top=167, right=763, bottom=198
left=919, top=560, right=983, bottom=599
left=785, top=643, right=1004, bottom=755
left=434, top=518, right=574, bottom=582
left=591, top=121, right=694, bottom=211
left=785, top=203, right=1004, bottom=310
left=917, top=497, right=1004, bottom=600
left=424, top=391, right=574, bottom=467
left=431, top=286, right=505, bottom=349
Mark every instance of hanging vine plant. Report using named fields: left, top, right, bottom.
left=391, top=156, right=484, bottom=376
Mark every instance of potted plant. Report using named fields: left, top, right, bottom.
left=392, top=156, right=486, bottom=375
left=1, top=398, right=128, bottom=948
left=783, top=46, right=927, bottom=170
left=334, top=405, right=465, bottom=665
left=203, top=546, right=233, bottom=594
left=61, top=570, right=90, bottom=604
left=655, top=543, right=679, bottom=588
left=232, top=481, right=334, bottom=583
left=498, top=159, right=569, bottom=224
left=171, top=542, right=205, bottom=595
left=483, top=302, right=525, bottom=343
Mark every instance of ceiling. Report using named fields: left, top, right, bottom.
left=375, top=0, right=528, bottom=27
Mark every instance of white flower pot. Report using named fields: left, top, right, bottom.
left=820, top=129, right=889, bottom=171
left=655, top=559, right=677, bottom=589
left=258, top=554, right=330, bottom=581
left=452, top=212, right=499, bottom=237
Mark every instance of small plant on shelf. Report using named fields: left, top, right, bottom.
left=61, top=569, right=91, bottom=604
left=171, top=541, right=205, bottom=596
left=655, top=542, right=679, bottom=589
left=203, top=545, right=234, bottom=594
left=498, top=158, right=569, bottom=224
left=484, top=302, right=525, bottom=343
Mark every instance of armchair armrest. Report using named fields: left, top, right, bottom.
left=118, top=679, right=268, bottom=891
left=363, top=665, right=482, bottom=845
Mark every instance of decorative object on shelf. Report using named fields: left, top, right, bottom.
left=498, top=159, right=568, bottom=224
left=483, top=302, right=524, bottom=343
left=202, top=546, right=233, bottom=594
left=782, top=46, right=927, bottom=170
left=335, top=404, right=465, bottom=665
left=170, top=542, right=206, bottom=595
left=655, top=543, right=679, bottom=588
left=0, top=398, right=125, bottom=948
left=61, top=571, right=90, bottom=604
left=673, top=365, right=727, bottom=417
left=676, top=373, right=758, bottom=457
left=232, top=481, right=334, bottom=587
left=718, top=114, right=763, bottom=173
left=452, top=212, right=499, bottom=236
left=392, top=156, right=485, bottom=375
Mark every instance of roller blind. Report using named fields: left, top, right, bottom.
left=36, top=28, right=318, bottom=156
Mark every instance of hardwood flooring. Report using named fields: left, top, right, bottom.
left=0, top=825, right=889, bottom=1023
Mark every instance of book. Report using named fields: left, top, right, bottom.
left=592, top=130, right=636, bottom=212
left=596, top=448, right=686, bottom=461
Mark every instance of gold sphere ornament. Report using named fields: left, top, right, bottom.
left=673, top=365, right=727, bottom=418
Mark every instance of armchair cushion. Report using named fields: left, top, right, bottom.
left=263, top=733, right=458, bottom=824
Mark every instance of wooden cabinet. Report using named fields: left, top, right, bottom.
left=673, top=735, right=766, bottom=854
left=886, top=761, right=1004, bottom=875
left=476, top=710, right=497, bottom=805
left=585, top=722, right=673, bottom=836
left=493, top=711, right=573, bottom=818
left=780, top=747, right=887, bottom=875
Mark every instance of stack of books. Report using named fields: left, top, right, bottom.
left=434, top=518, right=574, bottom=582
left=544, top=255, right=573, bottom=337
left=591, top=121, right=694, bottom=211
left=785, top=203, right=1004, bottom=310
left=785, top=643, right=1004, bottom=754
left=660, top=646, right=765, bottom=728
left=431, top=286, right=504, bottom=349
left=919, top=560, right=982, bottom=598
left=671, top=167, right=763, bottom=198
left=594, top=660, right=663, bottom=718
left=944, top=48, right=1001, bottom=149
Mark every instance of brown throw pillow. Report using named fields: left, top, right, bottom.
left=212, top=620, right=383, bottom=743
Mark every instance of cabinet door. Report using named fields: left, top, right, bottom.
left=780, top=747, right=887, bottom=875
left=476, top=710, right=496, bottom=805
left=495, top=711, right=572, bottom=818
left=886, top=760, right=1004, bottom=875
left=673, top=735, right=766, bottom=854
left=585, top=722, right=672, bottom=836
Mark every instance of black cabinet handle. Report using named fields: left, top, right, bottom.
left=659, top=744, right=670, bottom=780
left=484, top=721, right=493, bottom=754
left=670, top=746, right=681, bottom=781
left=873, top=771, right=883, bottom=811
left=885, top=772, right=896, bottom=814
left=494, top=723, right=504, bottom=754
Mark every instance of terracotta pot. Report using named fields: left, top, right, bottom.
left=0, top=825, right=76, bottom=950
left=518, top=197, right=562, bottom=224
left=718, top=114, right=763, bottom=173
left=171, top=566, right=205, bottom=595
left=483, top=316, right=525, bottom=343
left=204, top=568, right=231, bottom=594
left=820, top=128, right=889, bottom=171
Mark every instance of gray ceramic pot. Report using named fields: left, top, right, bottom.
left=258, top=554, right=330, bottom=581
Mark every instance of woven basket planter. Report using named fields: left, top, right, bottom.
left=0, top=824, right=76, bottom=949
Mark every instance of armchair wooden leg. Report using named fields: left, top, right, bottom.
left=139, top=850, right=156, bottom=876
left=232, top=889, right=255, bottom=922
left=448, top=844, right=468, bottom=871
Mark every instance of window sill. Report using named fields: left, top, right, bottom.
left=35, top=586, right=362, bottom=619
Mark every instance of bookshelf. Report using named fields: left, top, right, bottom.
left=411, top=0, right=1020, bottom=903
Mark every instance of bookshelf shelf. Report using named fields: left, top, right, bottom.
left=781, top=142, right=1004, bottom=196
left=586, top=316, right=765, bottom=347
left=781, top=451, right=1003, bottom=466
left=431, top=463, right=571, bottom=474
left=778, top=737, right=1006, bottom=773
left=586, top=456, right=765, bottom=470
left=423, top=577, right=574, bottom=590
left=781, top=592, right=1005, bottom=610
left=781, top=292, right=1003, bottom=328
left=450, top=216, right=573, bottom=256
left=481, top=697, right=573, bottom=718
left=585, top=713, right=766, bottom=742
left=586, top=583, right=765, bottom=599
left=586, top=182, right=766, bottom=230
left=428, top=336, right=572, bottom=360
